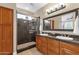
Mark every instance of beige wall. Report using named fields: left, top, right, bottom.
left=35, top=3, right=56, bottom=19
left=0, top=3, right=16, bottom=9
left=0, top=3, right=17, bottom=54
left=36, top=3, right=79, bottom=19
left=36, top=3, right=79, bottom=35
left=53, top=16, right=61, bottom=29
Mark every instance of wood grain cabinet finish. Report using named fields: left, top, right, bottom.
left=47, top=38, right=60, bottom=55
left=2, top=26, right=13, bottom=55
left=36, top=35, right=79, bottom=55
left=2, top=7, right=13, bottom=25
left=60, top=41, right=79, bottom=55
left=36, top=36, right=48, bottom=54
left=36, top=36, right=42, bottom=52
left=0, top=25, right=2, bottom=54
left=41, top=37, right=48, bottom=54
left=0, top=6, right=13, bottom=55
left=36, top=36, right=59, bottom=55
left=0, top=8, right=2, bottom=24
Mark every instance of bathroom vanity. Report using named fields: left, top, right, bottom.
left=36, top=8, right=79, bottom=55
left=36, top=34, right=79, bottom=55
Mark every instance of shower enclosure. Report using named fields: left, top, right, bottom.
left=17, top=19, right=32, bottom=45
left=17, top=14, right=40, bottom=53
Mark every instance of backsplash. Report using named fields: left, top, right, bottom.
left=42, top=30, right=79, bottom=35
left=42, top=31, right=79, bottom=41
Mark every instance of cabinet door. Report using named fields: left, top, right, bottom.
left=2, top=7, right=13, bottom=25
left=47, top=38, right=60, bottom=55
left=0, top=25, right=2, bottom=54
left=2, top=25, right=13, bottom=55
left=36, top=36, right=42, bottom=52
left=60, top=41, right=79, bottom=55
left=60, top=48, right=74, bottom=55
left=41, top=37, right=48, bottom=54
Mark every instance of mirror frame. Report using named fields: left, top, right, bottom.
left=43, top=8, right=79, bottom=31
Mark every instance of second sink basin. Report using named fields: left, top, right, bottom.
left=56, top=36, right=73, bottom=40
left=40, top=34, right=48, bottom=36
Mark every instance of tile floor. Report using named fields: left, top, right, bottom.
left=18, top=47, right=42, bottom=55
left=17, top=42, right=36, bottom=50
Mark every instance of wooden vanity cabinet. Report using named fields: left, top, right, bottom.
left=60, top=41, right=79, bottom=55
left=47, top=38, right=60, bottom=55
left=0, top=6, right=13, bottom=55
left=36, top=36, right=60, bottom=55
left=36, top=35, right=79, bottom=55
left=36, top=36, right=48, bottom=54
left=41, top=37, right=48, bottom=54
left=36, top=36, right=42, bottom=52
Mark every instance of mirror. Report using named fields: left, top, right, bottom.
left=43, top=12, right=76, bottom=31
left=43, top=19, right=51, bottom=30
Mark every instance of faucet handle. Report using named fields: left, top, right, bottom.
left=67, top=35, right=70, bottom=37
left=64, top=34, right=66, bottom=37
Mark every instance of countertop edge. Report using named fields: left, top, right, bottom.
left=36, top=34, right=79, bottom=44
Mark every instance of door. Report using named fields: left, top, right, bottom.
left=0, top=7, right=2, bottom=24
left=0, top=7, right=2, bottom=54
left=2, top=7, right=13, bottom=25
left=2, top=25, right=13, bottom=54
left=0, top=25, right=2, bottom=54
left=0, top=7, right=13, bottom=55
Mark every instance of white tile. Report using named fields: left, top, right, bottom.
left=17, top=42, right=36, bottom=50
left=18, top=47, right=42, bottom=55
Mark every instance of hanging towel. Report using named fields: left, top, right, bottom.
left=73, top=15, right=79, bottom=34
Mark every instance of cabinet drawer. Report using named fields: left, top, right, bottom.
left=60, top=48, right=75, bottom=55
left=48, top=39, right=59, bottom=48
left=42, top=38, right=47, bottom=43
left=48, top=48, right=59, bottom=55
left=60, top=41, right=79, bottom=55
left=41, top=46, right=47, bottom=54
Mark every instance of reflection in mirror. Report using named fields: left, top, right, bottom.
left=43, top=12, right=76, bottom=31
left=43, top=19, right=51, bottom=30
left=51, top=16, right=62, bottom=29
left=61, top=12, right=75, bottom=30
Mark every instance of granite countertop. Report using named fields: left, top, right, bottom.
left=37, top=34, right=79, bottom=44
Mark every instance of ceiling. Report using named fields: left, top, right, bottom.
left=16, top=3, right=48, bottom=13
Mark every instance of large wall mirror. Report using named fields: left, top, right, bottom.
left=43, top=9, right=78, bottom=31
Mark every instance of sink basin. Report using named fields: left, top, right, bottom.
left=56, top=36, right=73, bottom=40
left=40, top=34, right=48, bottom=36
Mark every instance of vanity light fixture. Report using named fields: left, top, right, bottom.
left=46, top=4, right=66, bottom=15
